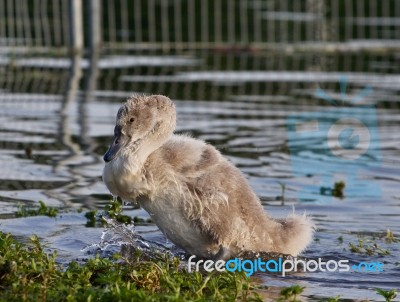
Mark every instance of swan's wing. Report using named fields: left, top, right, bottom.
left=179, top=145, right=245, bottom=247
left=162, top=135, right=259, bottom=249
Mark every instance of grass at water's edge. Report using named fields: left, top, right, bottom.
left=3, top=200, right=399, bottom=302
left=0, top=232, right=262, bottom=302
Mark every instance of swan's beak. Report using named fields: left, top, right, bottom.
left=104, top=132, right=123, bottom=163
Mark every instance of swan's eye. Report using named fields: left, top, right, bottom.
left=115, top=139, right=119, bottom=145
left=129, top=117, right=135, bottom=123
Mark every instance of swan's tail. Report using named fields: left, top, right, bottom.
left=277, top=213, right=315, bottom=256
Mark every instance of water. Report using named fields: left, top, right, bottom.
left=0, top=49, right=399, bottom=300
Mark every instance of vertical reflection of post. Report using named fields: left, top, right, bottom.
left=306, top=0, right=328, bottom=44
left=306, top=0, right=328, bottom=99
left=54, top=1, right=100, bottom=206
left=79, top=0, right=101, bottom=152
left=57, top=0, right=84, bottom=169
left=69, top=0, right=83, bottom=53
left=51, top=52, right=83, bottom=207
left=79, top=48, right=99, bottom=152
left=59, top=52, right=83, bottom=165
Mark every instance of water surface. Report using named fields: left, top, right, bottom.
left=0, top=50, right=399, bottom=300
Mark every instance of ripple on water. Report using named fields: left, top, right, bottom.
left=1, top=52, right=400, bottom=300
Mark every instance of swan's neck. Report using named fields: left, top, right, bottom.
left=124, top=126, right=173, bottom=173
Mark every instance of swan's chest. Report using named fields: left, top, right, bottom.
left=102, top=158, right=150, bottom=201
left=139, top=197, right=217, bottom=257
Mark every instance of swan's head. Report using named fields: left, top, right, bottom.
left=104, top=95, right=176, bottom=163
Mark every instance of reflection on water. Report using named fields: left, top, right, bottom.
left=0, top=49, right=399, bottom=300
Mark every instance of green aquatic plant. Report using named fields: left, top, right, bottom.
left=85, top=199, right=134, bottom=227
left=384, top=229, right=398, bottom=243
left=0, top=232, right=262, bottom=302
left=84, top=210, right=98, bottom=227
left=84, top=199, right=152, bottom=228
left=375, top=288, right=397, bottom=302
left=16, top=200, right=58, bottom=218
left=320, top=181, right=346, bottom=199
left=325, top=296, right=341, bottom=302
left=104, top=198, right=132, bottom=225
left=332, top=181, right=345, bottom=198
left=348, top=239, right=390, bottom=256
left=277, top=285, right=305, bottom=302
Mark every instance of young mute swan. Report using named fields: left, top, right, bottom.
left=103, top=95, right=314, bottom=260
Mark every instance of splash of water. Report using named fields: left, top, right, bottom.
left=81, top=217, right=185, bottom=261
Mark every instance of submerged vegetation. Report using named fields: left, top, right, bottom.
left=85, top=199, right=133, bottom=227
left=384, top=229, right=398, bottom=243
left=85, top=199, right=151, bottom=227
left=332, top=181, right=346, bottom=199
left=16, top=200, right=58, bottom=218
left=346, top=229, right=397, bottom=256
left=319, top=180, right=346, bottom=199
left=348, top=238, right=391, bottom=256
left=14, top=199, right=134, bottom=226
left=0, top=232, right=262, bottom=302
left=104, top=198, right=132, bottom=225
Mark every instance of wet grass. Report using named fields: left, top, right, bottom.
left=6, top=201, right=399, bottom=301
left=0, top=232, right=262, bottom=302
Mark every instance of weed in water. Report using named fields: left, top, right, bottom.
left=277, top=285, right=305, bottom=302
left=320, top=181, right=346, bottom=199
left=348, top=239, right=390, bottom=256
left=84, top=210, right=98, bottom=227
left=332, top=181, right=345, bottom=198
left=375, top=288, right=397, bottom=302
left=84, top=200, right=134, bottom=227
left=384, top=229, right=398, bottom=243
left=16, top=200, right=58, bottom=218
left=325, top=296, right=341, bottom=302
left=104, top=199, right=132, bottom=225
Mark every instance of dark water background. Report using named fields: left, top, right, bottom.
left=0, top=48, right=400, bottom=301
